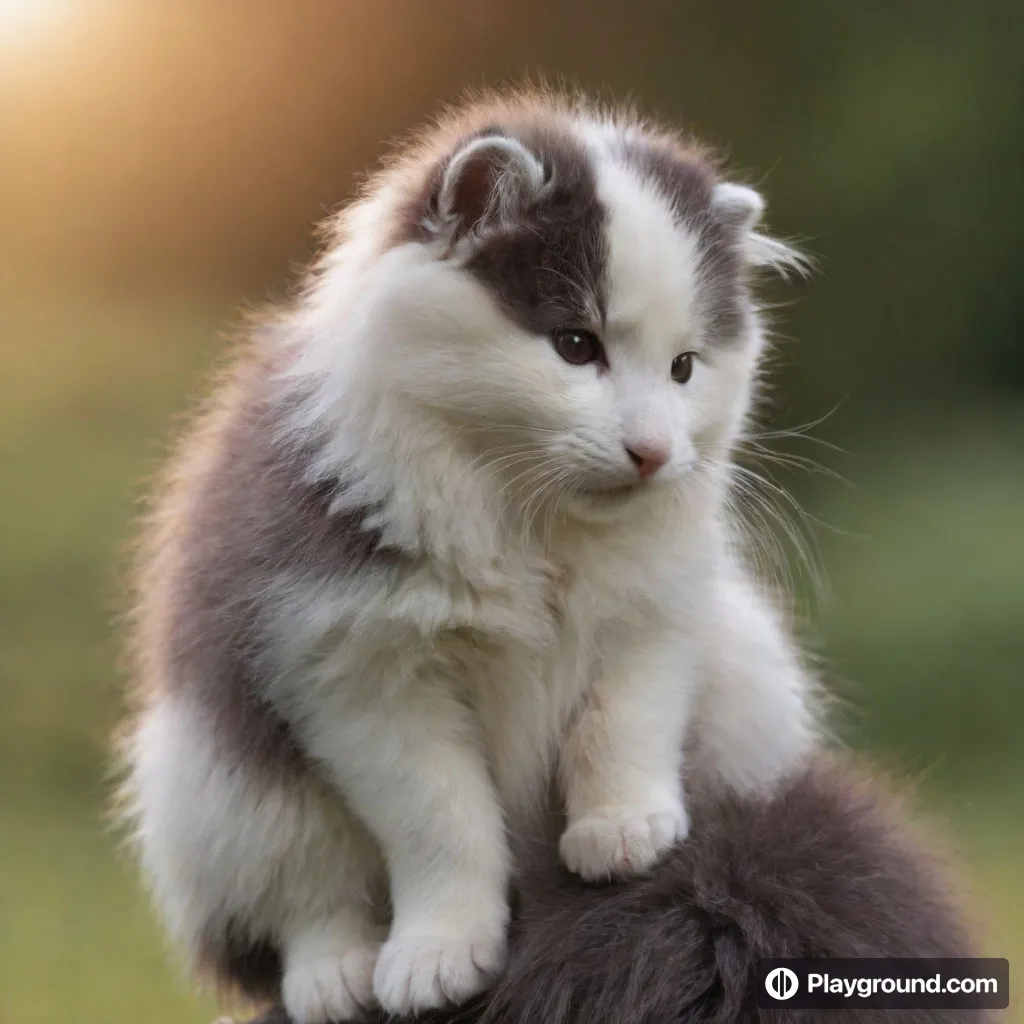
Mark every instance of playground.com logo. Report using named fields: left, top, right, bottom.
left=757, top=958, right=1008, bottom=1010
left=763, top=967, right=800, bottom=1001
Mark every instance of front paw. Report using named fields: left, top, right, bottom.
left=372, top=923, right=508, bottom=1015
left=559, top=803, right=689, bottom=881
left=282, top=944, right=380, bottom=1024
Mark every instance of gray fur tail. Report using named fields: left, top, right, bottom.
left=228, top=756, right=986, bottom=1024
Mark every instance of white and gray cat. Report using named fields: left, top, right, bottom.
left=118, top=91, right=820, bottom=1024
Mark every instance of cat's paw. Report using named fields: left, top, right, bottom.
left=559, top=803, right=689, bottom=881
left=372, top=925, right=508, bottom=1015
left=282, top=944, right=380, bottom=1024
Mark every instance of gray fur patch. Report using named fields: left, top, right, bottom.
left=198, top=921, right=282, bottom=1005
left=462, top=125, right=608, bottom=337
left=131, top=350, right=403, bottom=780
left=398, top=118, right=609, bottom=337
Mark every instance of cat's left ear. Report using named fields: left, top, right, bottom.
left=711, top=182, right=810, bottom=279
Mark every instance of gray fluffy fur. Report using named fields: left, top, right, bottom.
left=220, top=756, right=986, bottom=1024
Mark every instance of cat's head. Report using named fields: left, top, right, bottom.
left=337, top=96, right=808, bottom=520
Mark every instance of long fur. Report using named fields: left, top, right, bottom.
left=118, top=89, right=824, bottom=1023
left=232, top=756, right=986, bottom=1024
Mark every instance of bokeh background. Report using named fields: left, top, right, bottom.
left=2, top=2, right=1022, bottom=1021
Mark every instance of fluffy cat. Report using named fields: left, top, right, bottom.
left=118, top=90, right=819, bottom=1024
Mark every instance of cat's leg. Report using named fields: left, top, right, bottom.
left=689, top=572, right=819, bottom=797
left=558, top=625, right=693, bottom=881
left=297, top=676, right=510, bottom=1017
left=123, top=692, right=387, bottom=1024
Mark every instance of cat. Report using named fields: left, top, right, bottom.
left=117, top=89, right=819, bottom=1024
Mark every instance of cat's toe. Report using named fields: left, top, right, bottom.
left=282, top=945, right=380, bottom=1024
left=372, top=926, right=507, bottom=1015
left=559, top=804, right=689, bottom=881
left=647, top=805, right=689, bottom=850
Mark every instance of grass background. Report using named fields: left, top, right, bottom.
left=1, top=292, right=1021, bottom=1023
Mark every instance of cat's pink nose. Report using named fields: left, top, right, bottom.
left=625, top=441, right=670, bottom=480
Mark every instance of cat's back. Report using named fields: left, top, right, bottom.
left=125, top=345, right=404, bottom=773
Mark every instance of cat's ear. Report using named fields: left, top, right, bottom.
left=431, top=133, right=546, bottom=244
left=712, top=182, right=811, bottom=279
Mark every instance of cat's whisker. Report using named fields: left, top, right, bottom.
left=737, top=441, right=851, bottom=488
left=692, top=448, right=830, bottom=602
left=742, top=401, right=848, bottom=452
left=466, top=443, right=544, bottom=477
left=495, top=455, right=564, bottom=531
left=520, top=464, right=569, bottom=550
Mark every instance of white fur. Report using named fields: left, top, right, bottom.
left=124, top=116, right=819, bottom=1022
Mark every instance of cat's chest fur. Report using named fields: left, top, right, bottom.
left=442, top=518, right=686, bottom=812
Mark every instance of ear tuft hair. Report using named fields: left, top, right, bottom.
left=433, top=134, right=546, bottom=243
left=712, top=182, right=765, bottom=231
left=713, top=181, right=813, bottom=280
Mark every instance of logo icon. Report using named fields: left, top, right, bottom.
left=765, top=967, right=800, bottom=1001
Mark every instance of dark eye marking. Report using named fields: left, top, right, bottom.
left=550, top=328, right=606, bottom=367
left=671, top=351, right=696, bottom=384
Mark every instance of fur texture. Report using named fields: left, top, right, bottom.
left=228, top=757, right=986, bottom=1024
left=118, top=90, right=821, bottom=1023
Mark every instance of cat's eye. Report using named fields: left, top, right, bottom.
left=551, top=329, right=605, bottom=367
left=671, top=352, right=696, bottom=384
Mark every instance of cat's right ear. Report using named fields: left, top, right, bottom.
left=426, top=134, right=546, bottom=248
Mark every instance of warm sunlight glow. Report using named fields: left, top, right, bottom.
left=0, top=0, right=64, bottom=41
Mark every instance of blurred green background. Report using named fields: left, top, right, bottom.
left=2, top=2, right=1021, bottom=1022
